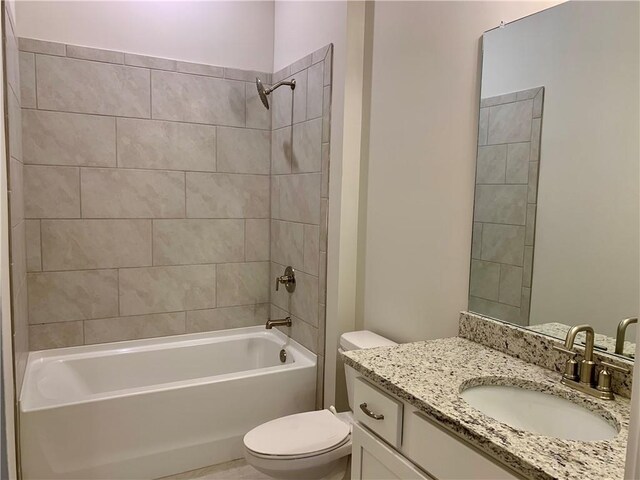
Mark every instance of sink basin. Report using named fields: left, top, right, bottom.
left=460, top=384, right=618, bottom=441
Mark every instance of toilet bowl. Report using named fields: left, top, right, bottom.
left=243, top=331, right=397, bottom=480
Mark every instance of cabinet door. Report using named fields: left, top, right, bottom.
left=351, top=424, right=431, bottom=480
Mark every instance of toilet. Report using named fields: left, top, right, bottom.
left=243, top=330, right=397, bottom=480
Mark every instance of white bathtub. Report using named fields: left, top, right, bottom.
left=20, top=326, right=316, bottom=479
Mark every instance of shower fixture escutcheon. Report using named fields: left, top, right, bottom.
left=275, top=266, right=296, bottom=293
left=256, top=77, right=296, bottom=110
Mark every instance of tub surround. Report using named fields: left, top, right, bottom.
left=459, top=312, right=633, bottom=398
left=18, top=34, right=332, bottom=381
left=342, top=337, right=629, bottom=480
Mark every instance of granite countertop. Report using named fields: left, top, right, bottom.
left=342, top=337, right=630, bottom=480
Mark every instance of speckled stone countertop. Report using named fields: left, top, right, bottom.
left=342, top=337, right=630, bottom=480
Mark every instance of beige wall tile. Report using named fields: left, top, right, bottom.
left=272, top=77, right=293, bottom=130
left=151, top=71, right=244, bottom=126
left=41, top=219, right=152, bottom=270
left=528, top=162, right=539, bottom=203
left=186, top=304, right=268, bottom=333
left=272, top=127, right=292, bottom=174
left=9, top=158, right=24, bottom=227
left=474, top=184, right=527, bottom=225
left=530, top=117, right=542, bottom=161
left=525, top=204, right=537, bottom=246
left=19, top=52, right=36, bottom=108
left=245, top=82, right=271, bottom=130
left=11, top=222, right=27, bottom=294
left=469, top=296, right=521, bottom=324
left=26, top=220, right=41, bottom=272
left=25, top=165, right=80, bottom=218
left=320, top=198, right=328, bottom=252
left=272, top=174, right=321, bottom=224
left=66, top=45, right=124, bottom=64
left=471, top=222, right=483, bottom=260
left=506, top=143, right=530, bottom=184
left=153, top=219, right=244, bottom=265
left=469, top=259, right=500, bottom=301
left=307, top=62, right=324, bottom=119
left=119, top=265, right=216, bottom=316
left=245, top=219, right=269, bottom=262
left=29, top=322, right=84, bottom=350
left=18, top=38, right=65, bottom=56
left=303, top=224, right=319, bottom=276
left=37, top=55, right=151, bottom=117
left=292, top=119, right=322, bottom=173
left=125, top=53, right=176, bottom=71
left=291, top=70, right=307, bottom=124
left=23, top=109, right=116, bottom=167
left=523, top=246, right=534, bottom=288
left=476, top=145, right=506, bottom=184
left=117, top=118, right=215, bottom=172
left=277, top=315, right=318, bottom=353
left=478, top=107, right=489, bottom=146
left=224, top=68, right=271, bottom=83
left=186, top=173, right=269, bottom=218
left=8, top=92, right=22, bottom=161
left=28, top=269, right=118, bottom=323
left=319, top=251, right=327, bottom=304
left=217, top=262, right=269, bottom=307
left=81, top=168, right=185, bottom=218
left=217, top=127, right=270, bottom=174
left=322, top=86, right=331, bottom=143
left=321, top=143, right=329, bottom=198
left=84, top=312, right=185, bottom=344
left=271, top=220, right=303, bottom=271
left=487, top=99, right=533, bottom=144
left=176, top=61, right=224, bottom=78
left=480, top=223, right=525, bottom=266
left=499, top=264, right=523, bottom=307
left=290, top=270, right=318, bottom=327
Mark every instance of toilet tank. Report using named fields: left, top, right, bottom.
left=339, top=331, right=397, bottom=411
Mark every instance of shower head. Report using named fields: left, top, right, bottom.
left=256, top=78, right=270, bottom=109
left=255, top=77, right=296, bottom=110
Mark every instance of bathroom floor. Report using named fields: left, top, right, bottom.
left=159, top=459, right=270, bottom=480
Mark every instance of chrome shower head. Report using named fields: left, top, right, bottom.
left=255, top=77, right=296, bottom=110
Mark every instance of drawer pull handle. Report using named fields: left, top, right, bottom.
left=360, top=402, right=384, bottom=420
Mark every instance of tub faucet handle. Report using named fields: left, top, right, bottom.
left=275, top=266, right=296, bottom=293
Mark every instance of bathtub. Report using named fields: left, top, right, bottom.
left=20, top=326, right=316, bottom=479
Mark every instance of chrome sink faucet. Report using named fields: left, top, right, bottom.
left=554, top=324, right=628, bottom=400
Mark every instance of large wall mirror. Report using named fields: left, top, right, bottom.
left=469, top=1, right=639, bottom=359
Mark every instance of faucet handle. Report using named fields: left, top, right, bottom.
left=599, top=361, right=630, bottom=375
left=553, top=345, right=579, bottom=381
left=552, top=345, right=577, bottom=357
left=596, top=361, right=630, bottom=396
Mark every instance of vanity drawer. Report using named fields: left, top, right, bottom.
left=353, top=377, right=403, bottom=448
left=402, top=411, right=521, bottom=480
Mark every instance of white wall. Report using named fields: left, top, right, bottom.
left=360, top=1, right=560, bottom=344
left=483, top=1, right=639, bottom=338
left=15, top=1, right=274, bottom=71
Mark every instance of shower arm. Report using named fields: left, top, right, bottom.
left=265, top=79, right=296, bottom=94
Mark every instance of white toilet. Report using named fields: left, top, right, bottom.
left=243, top=330, right=397, bottom=480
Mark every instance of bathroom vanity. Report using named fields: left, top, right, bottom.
left=342, top=322, right=630, bottom=480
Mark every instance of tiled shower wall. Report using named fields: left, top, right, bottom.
left=269, top=48, right=332, bottom=406
left=4, top=5, right=28, bottom=391
left=15, top=37, right=331, bottom=407
left=469, top=87, right=544, bottom=326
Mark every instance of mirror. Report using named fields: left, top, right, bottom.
left=469, top=1, right=639, bottom=359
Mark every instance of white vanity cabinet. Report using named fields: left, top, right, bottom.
left=351, top=377, right=522, bottom=480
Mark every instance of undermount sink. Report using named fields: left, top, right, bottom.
left=460, top=383, right=618, bottom=441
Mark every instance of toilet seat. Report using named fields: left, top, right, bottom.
left=244, top=410, right=351, bottom=459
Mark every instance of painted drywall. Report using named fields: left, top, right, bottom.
left=15, top=1, right=274, bottom=71
left=483, top=1, right=639, bottom=338
left=360, top=1, right=560, bottom=344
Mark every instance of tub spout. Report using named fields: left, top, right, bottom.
left=266, top=317, right=292, bottom=329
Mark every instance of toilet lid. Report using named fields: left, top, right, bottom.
left=244, top=410, right=350, bottom=456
